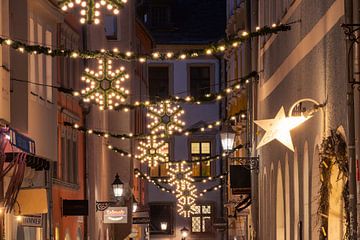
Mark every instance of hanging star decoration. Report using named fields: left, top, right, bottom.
left=254, top=106, right=312, bottom=151
left=147, top=101, right=185, bottom=136
left=136, top=137, right=168, bottom=167
left=80, top=58, right=129, bottom=110
left=59, top=0, right=127, bottom=24
left=168, top=162, right=198, bottom=218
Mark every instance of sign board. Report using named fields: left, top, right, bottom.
left=22, top=215, right=42, bottom=227
left=104, top=207, right=128, bottom=224
left=133, top=211, right=150, bottom=224
left=9, top=128, right=36, bottom=154
left=63, top=200, right=88, bottom=216
left=0, top=70, right=10, bottom=123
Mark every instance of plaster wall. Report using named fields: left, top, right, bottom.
left=257, top=0, right=347, bottom=239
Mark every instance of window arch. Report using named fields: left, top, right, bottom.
left=293, top=148, right=300, bottom=240
left=303, top=141, right=310, bottom=240
left=276, top=161, right=285, bottom=240
left=285, top=154, right=291, bottom=240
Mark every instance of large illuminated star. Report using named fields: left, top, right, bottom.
left=254, top=107, right=311, bottom=151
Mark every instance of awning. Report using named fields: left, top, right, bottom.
left=5, top=153, right=50, bottom=171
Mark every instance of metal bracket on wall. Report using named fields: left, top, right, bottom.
left=342, top=23, right=360, bottom=86
left=229, top=156, right=259, bottom=170
left=95, top=201, right=117, bottom=212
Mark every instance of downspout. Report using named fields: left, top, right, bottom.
left=215, top=54, right=226, bottom=239
left=344, top=0, right=357, bottom=238
left=81, top=24, right=90, bottom=240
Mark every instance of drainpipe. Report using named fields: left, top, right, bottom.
left=344, top=0, right=357, bottom=238
left=215, top=54, right=226, bottom=239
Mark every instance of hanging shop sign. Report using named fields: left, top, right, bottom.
left=21, top=215, right=43, bottom=227
left=62, top=200, right=89, bottom=216
left=104, top=207, right=128, bottom=224
left=132, top=211, right=150, bottom=224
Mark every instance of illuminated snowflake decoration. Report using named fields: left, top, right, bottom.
left=136, top=138, right=168, bottom=167
left=147, top=101, right=185, bottom=136
left=168, top=162, right=194, bottom=187
left=80, top=58, right=129, bottom=110
left=168, top=162, right=198, bottom=218
left=175, top=183, right=198, bottom=218
left=60, top=0, right=127, bottom=25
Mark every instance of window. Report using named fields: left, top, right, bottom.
left=191, top=141, right=211, bottom=177
left=191, top=204, right=213, bottom=233
left=149, top=203, right=173, bottom=235
left=148, top=66, right=170, bottom=100
left=189, top=66, right=211, bottom=98
left=58, top=24, right=80, bottom=90
left=57, top=114, right=79, bottom=185
left=104, top=15, right=118, bottom=40
left=150, top=142, right=169, bottom=177
left=45, top=30, right=53, bottom=102
left=29, top=17, right=54, bottom=101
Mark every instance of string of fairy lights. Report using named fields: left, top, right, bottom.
left=134, top=169, right=226, bottom=198
left=0, top=24, right=291, bottom=61
left=64, top=110, right=246, bottom=140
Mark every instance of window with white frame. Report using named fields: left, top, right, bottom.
left=191, top=204, right=213, bottom=233
left=191, top=141, right=211, bottom=177
left=104, top=15, right=118, bottom=40
left=28, top=18, right=53, bottom=102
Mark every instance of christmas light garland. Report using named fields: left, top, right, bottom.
left=0, top=24, right=291, bottom=60
left=59, top=0, right=127, bottom=25
left=134, top=169, right=224, bottom=197
left=64, top=110, right=247, bottom=140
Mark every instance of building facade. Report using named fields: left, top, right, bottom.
left=226, top=0, right=360, bottom=239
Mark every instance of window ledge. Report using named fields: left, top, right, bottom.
left=52, top=178, right=80, bottom=190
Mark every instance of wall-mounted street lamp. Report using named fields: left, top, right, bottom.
left=112, top=173, right=124, bottom=198
left=160, top=222, right=168, bottom=231
left=180, top=226, right=189, bottom=240
left=132, top=196, right=138, bottom=213
left=220, top=122, right=236, bottom=152
left=96, top=173, right=128, bottom=211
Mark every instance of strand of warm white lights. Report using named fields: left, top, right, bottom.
left=0, top=24, right=291, bottom=60
left=64, top=111, right=247, bottom=140
left=134, top=169, right=223, bottom=197
left=108, top=142, right=243, bottom=164
left=59, top=0, right=127, bottom=25
left=110, top=71, right=258, bottom=111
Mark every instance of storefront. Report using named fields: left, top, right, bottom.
left=1, top=127, right=50, bottom=240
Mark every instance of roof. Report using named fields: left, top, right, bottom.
left=139, top=0, right=226, bottom=45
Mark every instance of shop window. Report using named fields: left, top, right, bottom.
left=149, top=203, right=174, bottom=235
left=191, top=204, right=213, bottom=233
left=189, top=66, right=211, bottom=98
left=191, top=141, right=211, bottom=177
left=148, top=66, right=170, bottom=100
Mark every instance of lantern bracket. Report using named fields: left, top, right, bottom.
left=95, top=201, right=117, bottom=212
